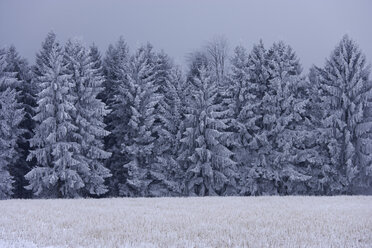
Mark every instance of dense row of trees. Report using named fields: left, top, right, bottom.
left=0, top=32, right=371, bottom=199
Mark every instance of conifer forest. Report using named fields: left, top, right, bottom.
left=1, top=32, right=371, bottom=199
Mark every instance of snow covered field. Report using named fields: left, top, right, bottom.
left=0, top=196, right=371, bottom=248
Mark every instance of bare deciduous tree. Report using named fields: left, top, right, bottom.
left=205, top=35, right=229, bottom=84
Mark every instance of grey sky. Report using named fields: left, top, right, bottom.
left=0, top=0, right=371, bottom=72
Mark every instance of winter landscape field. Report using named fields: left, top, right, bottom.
left=1, top=1, right=372, bottom=247
left=1, top=196, right=371, bottom=248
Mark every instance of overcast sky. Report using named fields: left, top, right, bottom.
left=0, top=0, right=371, bottom=71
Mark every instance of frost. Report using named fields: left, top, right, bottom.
left=0, top=196, right=371, bottom=247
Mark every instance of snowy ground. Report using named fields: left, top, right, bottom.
left=0, top=196, right=371, bottom=248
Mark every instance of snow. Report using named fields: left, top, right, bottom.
left=0, top=196, right=371, bottom=247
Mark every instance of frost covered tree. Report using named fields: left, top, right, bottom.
left=205, top=36, right=229, bottom=85
left=229, top=41, right=294, bottom=195
left=0, top=48, right=24, bottom=199
left=180, top=66, right=237, bottom=196
left=118, top=44, right=161, bottom=196
left=359, top=78, right=372, bottom=193
left=89, top=44, right=104, bottom=76
left=25, top=32, right=83, bottom=198
left=101, top=37, right=131, bottom=195
left=269, top=74, right=320, bottom=195
left=64, top=39, right=111, bottom=196
left=315, top=35, right=372, bottom=194
left=4, top=46, right=36, bottom=198
left=254, top=41, right=323, bottom=195
left=233, top=41, right=318, bottom=195
left=0, top=89, right=24, bottom=199
left=186, top=51, right=210, bottom=83
left=228, top=42, right=270, bottom=195
left=101, top=37, right=129, bottom=105
left=151, top=52, right=184, bottom=196
left=263, top=42, right=310, bottom=194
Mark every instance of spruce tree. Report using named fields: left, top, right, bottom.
left=5, top=46, right=36, bottom=198
left=316, top=35, right=371, bottom=193
left=64, top=39, right=111, bottom=196
left=180, top=66, right=237, bottom=196
left=307, top=67, right=342, bottom=195
left=151, top=51, right=183, bottom=196
left=255, top=41, right=316, bottom=195
left=89, top=44, right=103, bottom=73
left=102, top=37, right=131, bottom=196
left=118, top=44, right=161, bottom=196
left=101, top=37, right=130, bottom=105
left=0, top=48, right=24, bottom=199
left=25, top=32, right=82, bottom=198
left=233, top=41, right=277, bottom=195
left=359, top=78, right=372, bottom=193
left=234, top=41, right=313, bottom=195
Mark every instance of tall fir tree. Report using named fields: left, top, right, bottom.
left=359, top=78, right=372, bottom=193
left=4, top=46, right=36, bottom=198
left=180, top=66, right=237, bottom=196
left=64, top=39, right=111, bottom=196
left=151, top=51, right=183, bottom=196
left=233, top=41, right=315, bottom=195
left=118, top=44, right=161, bottom=196
left=307, top=67, right=344, bottom=195
left=265, top=42, right=315, bottom=194
left=89, top=44, right=103, bottom=73
left=100, top=37, right=130, bottom=105
left=316, top=35, right=371, bottom=194
left=232, top=41, right=278, bottom=195
left=102, top=37, right=131, bottom=196
left=0, top=48, right=25, bottom=199
left=256, top=41, right=316, bottom=195
left=25, top=32, right=82, bottom=198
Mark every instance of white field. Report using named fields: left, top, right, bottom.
left=0, top=196, right=371, bottom=248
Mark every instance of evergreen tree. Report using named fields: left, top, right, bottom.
left=228, top=43, right=264, bottom=195
left=269, top=73, right=317, bottom=194
left=258, top=41, right=314, bottom=195
left=232, top=41, right=278, bottom=195
left=180, top=66, right=237, bottom=196
left=150, top=52, right=184, bottom=196
left=5, top=46, right=36, bottom=198
left=266, top=41, right=302, bottom=78
left=359, top=78, right=372, bottom=193
left=307, top=67, right=343, bottom=195
left=102, top=37, right=131, bottom=196
left=186, top=51, right=209, bottom=83
left=0, top=48, right=24, bottom=199
left=25, top=32, right=82, bottom=198
left=64, top=39, right=111, bottom=196
left=100, top=37, right=130, bottom=105
left=235, top=41, right=314, bottom=195
left=118, top=44, right=161, bottom=196
left=89, top=44, right=103, bottom=73
left=316, top=35, right=371, bottom=193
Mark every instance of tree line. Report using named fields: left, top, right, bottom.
left=0, top=32, right=371, bottom=199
